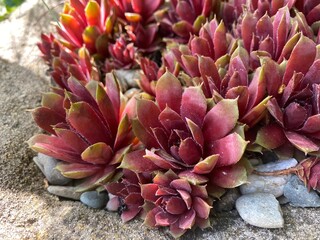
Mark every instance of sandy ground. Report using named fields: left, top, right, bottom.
left=0, top=0, right=320, bottom=239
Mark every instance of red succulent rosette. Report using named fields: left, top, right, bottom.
left=141, top=170, right=212, bottom=238
left=120, top=71, right=249, bottom=190
left=105, top=169, right=152, bottom=222
left=255, top=34, right=320, bottom=156
left=29, top=74, right=137, bottom=191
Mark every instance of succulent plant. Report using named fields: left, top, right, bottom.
left=28, top=74, right=136, bottom=191
left=111, top=0, right=164, bottom=51
left=105, top=169, right=152, bottom=222
left=120, top=71, right=249, bottom=190
left=54, top=0, right=114, bottom=58
left=255, top=34, right=320, bottom=156
left=38, top=36, right=101, bottom=89
left=141, top=170, right=212, bottom=238
left=296, top=157, right=320, bottom=191
left=104, top=35, right=136, bottom=71
left=155, top=0, right=214, bottom=42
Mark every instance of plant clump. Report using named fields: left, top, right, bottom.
left=30, top=0, right=320, bottom=238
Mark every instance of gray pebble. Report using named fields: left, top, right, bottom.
left=34, top=153, right=71, bottom=185
left=248, top=158, right=263, bottom=167
left=114, top=69, right=140, bottom=90
left=214, top=188, right=240, bottom=212
left=47, top=186, right=81, bottom=200
left=240, top=174, right=291, bottom=197
left=236, top=193, right=284, bottom=228
left=80, top=191, right=109, bottom=209
left=283, top=175, right=320, bottom=208
left=255, top=158, right=298, bottom=173
left=277, top=195, right=290, bottom=205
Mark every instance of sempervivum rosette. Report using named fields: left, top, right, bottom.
left=141, top=170, right=212, bottom=238
left=170, top=18, right=270, bottom=128
left=110, top=0, right=164, bottom=51
left=255, top=34, right=320, bottom=157
left=28, top=74, right=136, bottom=191
left=118, top=71, right=250, bottom=235
left=296, top=157, right=320, bottom=191
left=105, top=169, right=152, bottom=222
left=155, top=0, right=215, bottom=42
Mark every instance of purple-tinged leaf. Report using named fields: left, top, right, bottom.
left=67, top=101, right=112, bottom=145
left=132, top=119, right=159, bottom=148
left=285, top=131, right=319, bottom=154
left=176, top=189, right=192, bottom=210
left=186, top=118, right=204, bottom=147
left=170, top=179, right=192, bottom=193
left=241, top=96, right=271, bottom=127
left=54, top=128, right=88, bottom=153
left=210, top=164, right=247, bottom=188
left=193, top=154, right=219, bottom=174
left=178, top=170, right=208, bottom=185
left=159, top=106, right=187, bottom=132
left=283, top=34, right=316, bottom=85
left=155, top=71, right=182, bottom=113
left=180, top=86, right=207, bottom=126
left=178, top=209, right=196, bottom=230
left=56, top=162, right=101, bottom=179
left=179, top=137, right=202, bottom=165
left=211, top=132, right=248, bottom=167
left=119, top=149, right=159, bottom=173
left=137, top=99, right=161, bottom=132
left=166, top=197, right=187, bottom=215
left=28, top=134, right=81, bottom=163
left=181, top=55, right=200, bottom=77
left=141, top=184, right=158, bottom=202
left=300, top=114, right=320, bottom=133
left=81, top=142, right=113, bottom=164
left=284, top=102, right=308, bottom=129
left=255, top=123, right=286, bottom=149
left=202, top=98, right=239, bottom=143
left=32, top=107, right=65, bottom=135
left=193, top=197, right=211, bottom=219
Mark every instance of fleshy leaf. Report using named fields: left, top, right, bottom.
left=155, top=71, right=182, bottom=113
left=211, top=132, right=248, bottom=167
left=202, top=98, right=239, bottom=143
left=193, top=154, right=219, bottom=174
left=255, top=123, right=286, bottom=150
left=56, top=162, right=101, bottom=179
left=210, top=164, right=247, bottom=188
left=81, top=142, right=113, bottom=164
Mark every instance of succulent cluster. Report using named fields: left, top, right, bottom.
left=30, top=0, right=320, bottom=237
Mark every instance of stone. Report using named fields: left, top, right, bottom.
left=240, top=174, right=291, bottom=197
left=80, top=191, right=109, bottom=209
left=277, top=195, right=290, bottom=205
left=240, top=159, right=297, bottom=197
left=47, top=186, right=81, bottom=200
left=283, top=175, right=320, bottom=208
left=34, top=153, right=71, bottom=185
left=214, top=188, right=241, bottom=212
left=255, top=158, right=298, bottom=173
left=236, top=193, right=284, bottom=228
left=124, top=88, right=140, bottom=99
left=114, top=69, right=140, bottom=90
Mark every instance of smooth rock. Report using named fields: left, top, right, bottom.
left=255, top=158, right=298, bottom=173
left=240, top=174, right=291, bottom=197
left=47, top=186, right=81, bottom=200
left=214, top=188, right=241, bottom=212
left=80, top=191, right=109, bottom=209
left=236, top=193, right=284, bottom=228
left=124, top=88, right=140, bottom=99
left=34, top=153, right=71, bottom=185
left=277, top=195, right=290, bottom=205
left=284, top=175, right=320, bottom=208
